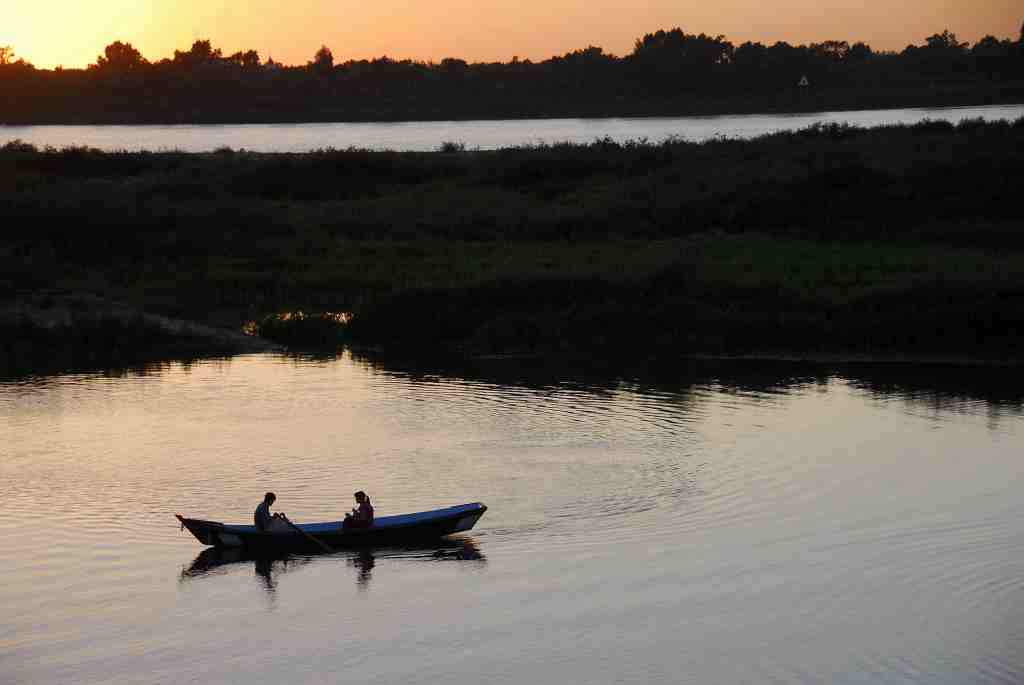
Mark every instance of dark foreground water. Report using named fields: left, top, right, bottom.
left=2, top=353, right=1022, bottom=685
left=2, top=104, right=1023, bottom=152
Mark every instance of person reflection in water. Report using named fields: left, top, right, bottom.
left=254, top=557, right=277, bottom=594
left=343, top=491, right=374, bottom=529
left=350, top=549, right=375, bottom=589
left=254, top=492, right=289, bottom=532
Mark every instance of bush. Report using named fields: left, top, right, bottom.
left=247, top=311, right=350, bottom=348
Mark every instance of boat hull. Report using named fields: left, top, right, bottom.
left=176, top=503, right=487, bottom=553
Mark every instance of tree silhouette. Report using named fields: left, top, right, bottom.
left=0, top=46, right=33, bottom=71
left=971, top=36, right=1009, bottom=56
left=848, top=42, right=873, bottom=61
left=440, top=57, right=468, bottom=71
left=924, top=30, right=967, bottom=53
left=630, top=28, right=733, bottom=94
left=173, top=40, right=222, bottom=68
left=93, top=41, right=148, bottom=72
left=632, top=28, right=733, bottom=68
left=311, top=45, right=334, bottom=74
left=1, top=27, right=1022, bottom=125
left=228, top=50, right=261, bottom=68
left=733, top=41, right=768, bottom=72
left=812, top=40, right=850, bottom=62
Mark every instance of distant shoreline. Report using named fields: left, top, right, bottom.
left=5, top=27, right=1022, bottom=128
left=0, top=292, right=279, bottom=378
left=3, top=291, right=1020, bottom=380
left=3, top=89, right=1023, bottom=127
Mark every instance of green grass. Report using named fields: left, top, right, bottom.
left=696, top=237, right=1024, bottom=306
left=83, top=239, right=684, bottom=322
left=127, top=236, right=1024, bottom=318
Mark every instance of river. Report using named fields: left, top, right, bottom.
left=1, top=352, right=1022, bottom=685
left=2, top=104, right=1023, bottom=152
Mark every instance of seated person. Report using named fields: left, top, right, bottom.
left=254, top=492, right=290, bottom=532
left=343, top=491, right=374, bottom=529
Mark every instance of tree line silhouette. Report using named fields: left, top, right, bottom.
left=1, top=25, right=1022, bottom=123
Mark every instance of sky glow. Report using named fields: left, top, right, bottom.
left=4, top=0, right=1021, bottom=69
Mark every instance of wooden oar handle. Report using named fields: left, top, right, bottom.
left=281, top=514, right=332, bottom=553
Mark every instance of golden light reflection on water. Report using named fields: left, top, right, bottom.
left=2, top=355, right=1024, bottom=685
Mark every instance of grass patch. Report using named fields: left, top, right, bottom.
left=3, top=120, right=1023, bottom=360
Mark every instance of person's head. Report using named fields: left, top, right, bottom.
left=264, top=492, right=276, bottom=505
left=354, top=491, right=366, bottom=503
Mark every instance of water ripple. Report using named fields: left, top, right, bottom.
left=2, top=353, right=1024, bottom=685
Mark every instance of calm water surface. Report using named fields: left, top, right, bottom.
left=2, top=353, right=1023, bottom=685
left=2, top=104, right=1023, bottom=152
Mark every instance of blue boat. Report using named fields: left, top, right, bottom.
left=176, top=502, right=487, bottom=552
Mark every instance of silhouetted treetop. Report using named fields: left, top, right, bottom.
left=632, top=28, right=733, bottom=67
left=812, top=41, right=850, bottom=62
left=972, top=35, right=1013, bottom=56
left=92, top=41, right=147, bottom=72
left=311, top=45, right=334, bottom=74
left=228, top=50, right=261, bottom=68
left=848, top=42, right=873, bottom=61
left=924, top=30, right=968, bottom=53
left=0, top=46, right=33, bottom=71
left=440, top=57, right=468, bottom=71
left=173, top=40, right=222, bottom=68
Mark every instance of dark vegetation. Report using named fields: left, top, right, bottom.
left=2, top=118, right=1023, bottom=367
left=0, top=292, right=275, bottom=377
left=0, top=307, right=218, bottom=375
left=1, top=25, right=1023, bottom=124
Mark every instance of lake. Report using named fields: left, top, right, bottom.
left=2, top=104, right=1023, bottom=152
left=2, top=352, right=1022, bottom=685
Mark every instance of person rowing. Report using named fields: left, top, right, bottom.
left=254, top=492, right=291, bottom=533
left=343, top=491, right=374, bottom=529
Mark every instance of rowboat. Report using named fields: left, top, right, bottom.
left=176, top=502, right=487, bottom=552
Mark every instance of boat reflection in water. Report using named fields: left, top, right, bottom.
left=180, top=537, right=486, bottom=594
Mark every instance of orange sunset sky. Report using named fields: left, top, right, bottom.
left=4, top=0, right=1021, bottom=69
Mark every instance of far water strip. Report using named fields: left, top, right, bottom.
left=2, top=103, right=1022, bottom=152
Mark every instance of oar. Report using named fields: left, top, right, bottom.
left=280, top=515, right=333, bottom=554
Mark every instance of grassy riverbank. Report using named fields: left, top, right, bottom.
left=3, top=117, right=1023, bottom=368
